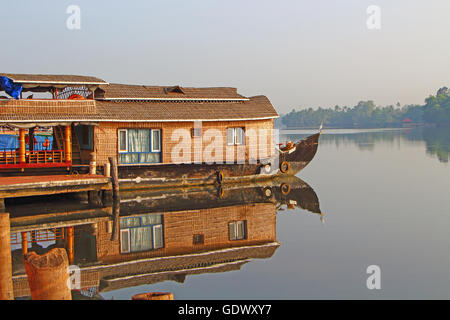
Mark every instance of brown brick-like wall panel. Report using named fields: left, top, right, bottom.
left=95, top=119, right=274, bottom=165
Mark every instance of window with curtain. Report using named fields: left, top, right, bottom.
left=120, top=214, right=164, bottom=253
left=227, top=127, right=245, bottom=146
left=118, top=129, right=161, bottom=164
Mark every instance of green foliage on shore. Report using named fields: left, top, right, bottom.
left=280, top=87, right=450, bottom=128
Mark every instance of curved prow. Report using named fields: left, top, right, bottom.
left=278, top=132, right=321, bottom=176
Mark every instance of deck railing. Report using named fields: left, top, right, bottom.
left=10, top=228, right=65, bottom=245
left=0, top=149, right=68, bottom=168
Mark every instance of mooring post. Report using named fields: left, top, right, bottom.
left=0, top=213, right=14, bottom=300
left=89, top=152, right=96, bottom=175
left=23, top=248, right=72, bottom=300
left=110, top=198, right=120, bottom=241
left=104, top=162, right=111, bottom=177
left=108, top=157, right=119, bottom=200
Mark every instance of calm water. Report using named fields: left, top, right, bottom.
left=98, top=127, right=450, bottom=299
left=7, top=127, right=450, bottom=299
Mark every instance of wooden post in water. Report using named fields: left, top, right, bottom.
left=108, top=157, right=119, bottom=200
left=0, top=213, right=14, bottom=300
left=24, top=248, right=72, bottom=300
left=110, top=198, right=120, bottom=241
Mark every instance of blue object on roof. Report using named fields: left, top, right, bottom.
left=0, top=76, right=23, bottom=99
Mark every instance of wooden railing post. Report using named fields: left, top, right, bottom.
left=19, top=129, right=26, bottom=163
left=21, top=231, right=28, bottom=255
left=64, top=125, right=72, bottom=163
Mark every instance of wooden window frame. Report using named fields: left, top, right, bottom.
left=118, top=129, right=128, bottom=153
left=226, top=127, right=245, bottom=146
left=151, top=129, right=161, bottom=152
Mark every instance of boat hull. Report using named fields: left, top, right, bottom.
left=116, top=133, right=321, bottom=190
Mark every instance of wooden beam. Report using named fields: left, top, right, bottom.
left=65, top=125, right=72, bottom=163
left=19, top=129, right=26, bottom=163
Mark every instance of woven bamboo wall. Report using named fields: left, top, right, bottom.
left=0, top=99, right=97, bottom=115
left=95, top=119, right=274, bottom=165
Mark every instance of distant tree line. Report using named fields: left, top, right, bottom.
left=279, top=87, right=450, bottom=128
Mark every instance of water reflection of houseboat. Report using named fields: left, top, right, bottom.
left=4, top=177, right=321, bottom=299
left=0, top=73, right=320, bottom=190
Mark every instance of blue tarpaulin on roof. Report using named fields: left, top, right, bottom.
left=0, top=76, right=23, bottom=99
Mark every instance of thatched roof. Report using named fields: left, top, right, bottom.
left=96, top=95, right=277, bottom=121
left=96, top=83, right=248, bottom=101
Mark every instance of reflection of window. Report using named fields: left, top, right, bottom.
left=227, top=127, right=245, bottom=146
left=118, top=129, right=161, bottom=164
left=120, top=214, right=164, bottom=253
left=193, top=234, right=204, bottom=245
left=229, top=220, right=246, bottom=241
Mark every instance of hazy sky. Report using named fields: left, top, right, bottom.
left=1, top=0, right=450, bottom=114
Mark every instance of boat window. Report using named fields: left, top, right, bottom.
left=118, top=130, right=128, bottom=152
left=192, top=127, right=202, bottom=138
left=151, top=129, right=161, bottom=152
left=227, top=127, right=245, bottom=146
left=227, top=128, right=235, bottom=145
left=229, top=220, right=247, bottom=241
left=235, top=127, right=245, bottom=145
left=118, top=129, right=162, bottom=164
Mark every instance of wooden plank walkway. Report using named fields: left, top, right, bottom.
left=0, top=174, right=112, bottom=199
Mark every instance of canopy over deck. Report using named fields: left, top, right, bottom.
left=0, top=73, right=108, bottom=93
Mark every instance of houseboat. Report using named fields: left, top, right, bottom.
left=0, top=73, right=320, bottom=188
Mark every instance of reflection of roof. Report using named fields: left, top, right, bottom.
left=98, top=242, right=279, bottom=292
left=12, top=242, right=280, bottom=297
left=96, top=83, right=248, bottom=101
left=0, top=73, right=107, bottom=85
left=99, top=260, right=250, bottom=292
